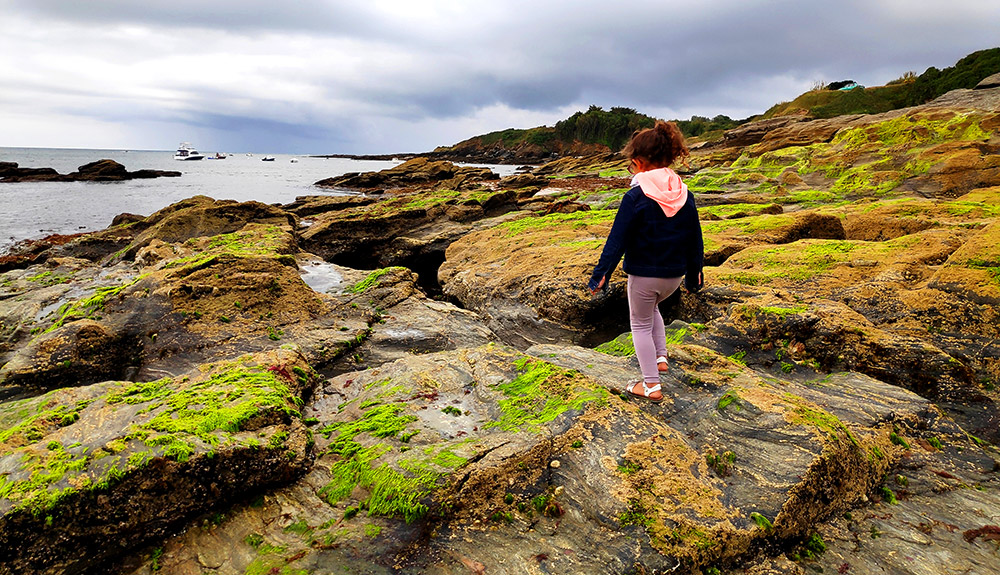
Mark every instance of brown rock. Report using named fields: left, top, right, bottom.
left=499, top=173, right=550, bottom=189
left=0, top=159, right=179, bottom=182
left=916, top=141, right=1000, bottom=198
left=281, top=194, right=378, bottom=217
left=70, top=159, right=129, bottom=180
left=974, top=72, right=1000, bottom=90
left=750, top=115, right=868, bottom=155
left=707, top=116, right=810, bottom=149
left=0, top=316, right=143, bottom=390
left=110, top=213, right=146, bottom=228
left=119, top=197, right=296, bottom=260
left=315, top=157, right=496, bottom=190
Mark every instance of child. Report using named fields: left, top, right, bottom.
left=588, top=121, right=704, bottom=402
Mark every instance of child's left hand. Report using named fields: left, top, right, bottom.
left=589, top=276, right=606, bottom=295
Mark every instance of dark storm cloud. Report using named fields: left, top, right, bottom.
left=2, top=0, right=998, bottom=152
left=438, top=0, right=999, bottom=115
left=185, top=112, right=342, bottom=152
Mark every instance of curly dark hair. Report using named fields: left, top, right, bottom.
left=623, top=120, right=689, bottom=168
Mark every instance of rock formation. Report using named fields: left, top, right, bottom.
left=314, top=157, right=497, bottom=191
left=0, top=160, right=181, bottom=183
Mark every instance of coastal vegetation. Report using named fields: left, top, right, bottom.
left=763, top=47, right=1000, bottom=119
left=554, top=105, right=658, bottom=149
left=436, top=105, right=744, bottom=160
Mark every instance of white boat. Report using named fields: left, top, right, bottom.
left=174, top=143, right=204, bottom=161
left=261, top=156, right=275, bottom=162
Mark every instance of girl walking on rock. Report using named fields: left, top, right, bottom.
left=588, top=121, right=704, bottom=402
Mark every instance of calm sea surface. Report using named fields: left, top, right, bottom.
left=0, top=147, right=517, bottom=253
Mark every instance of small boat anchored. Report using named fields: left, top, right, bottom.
left=173, top=143, right=204, bottom=161
left=261, top=156, right=276, bottom=162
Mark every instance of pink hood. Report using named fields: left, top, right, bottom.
left=631, top=167, right=688, bottom=218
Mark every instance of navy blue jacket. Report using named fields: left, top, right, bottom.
left=588, top=185, right=704, bottom=292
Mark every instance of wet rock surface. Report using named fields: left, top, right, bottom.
left=1, top=87, right=1000, bottom=575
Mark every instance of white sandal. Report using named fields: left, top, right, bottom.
left=626, top=381, right=663, bottom=403
left=656, top=356, right=669, bottom=372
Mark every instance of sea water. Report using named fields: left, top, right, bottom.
left=0, top=147, right=518, bottom=252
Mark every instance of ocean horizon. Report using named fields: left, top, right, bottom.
left=0, top=147, right=517, bottom=253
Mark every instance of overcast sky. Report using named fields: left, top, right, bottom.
left=1, top=1, right=998, bottom=154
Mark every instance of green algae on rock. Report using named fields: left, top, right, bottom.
left=688, top=108, right=999, bottom=205
left=313, top=349, right=609, bottom=529
left=345, top=266, right=411, bottom=294
left=486, top=357, right=608, bottom=433
left=0, top=348, right=316, bottom=574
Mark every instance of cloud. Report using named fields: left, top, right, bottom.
left=5, top=0, right=368, bottom=34
left=0, top=1, right=998, bottom=153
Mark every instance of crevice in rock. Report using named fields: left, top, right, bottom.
left=577, top=286, right=690, bottom=348
left=322, top=244, right=448, bottom=298
left=579, top=289, right=631, bottom=348
left=327, top=249, right=383, bottom=274
left=315, top=323, right=377, bottom=378
left=842, top=215, right=938, bottom=241
left=704, top=245, right=745, bottom=267
left=399, top=252, right=447, bottom=298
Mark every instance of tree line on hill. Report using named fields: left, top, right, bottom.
left=901, top=47, right=1000, bottom=105
left=441, top=47, right=998, bottom=156
left=554, top=106, right=742, bottom=149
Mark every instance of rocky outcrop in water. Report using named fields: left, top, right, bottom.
left=0, top=160, right=181, bottom=183
left=315, top=157, right=497, bottom=191
left=1, top=87, right=999, bottom=575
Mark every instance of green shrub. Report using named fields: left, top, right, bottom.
left=555, top=106, right=657, bottom=150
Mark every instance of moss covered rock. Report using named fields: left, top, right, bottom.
left=688, top=106, right=1000, bottom=206
left=440, top=209, right=619, bottom=346
left=0, top=221, right=365, bottom=392
left=0, top=349, right=315, bottom=574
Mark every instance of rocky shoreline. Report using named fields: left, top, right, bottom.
left=1, top=87, right=999, bottom=575
left=0, top=159, right=181, bottom=183
left=312, top=150, right=543, bottom=166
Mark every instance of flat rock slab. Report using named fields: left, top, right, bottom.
left=114, top=341, right=979, bottom=574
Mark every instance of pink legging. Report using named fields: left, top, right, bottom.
left=628, top=275, right=684, bottom=383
